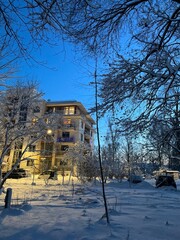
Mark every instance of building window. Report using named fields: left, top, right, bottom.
left=12, top=150, right=22, bottom=164
left=61, top=145, right=69, bottom=151
left=31, top=134, right=38, bottom=139
left=28, top=145, right=36, bottom=152
left=45, top=118, right=49, bottom=124
left=19, top=112, right=27, bottom=122
left=15, top=140, right=23, bottom=150
left=19, top=105, right=28, bottom=122
left=33, top=106, right=40, bottom=113
left=27, top=159, right=34, bottom=166
left=81, top=121, right=84, bottom=129
left=62, top=132, right=70, bottom=138
left=64, top=106, right=75, bottom=115
left=81, top=133, right=84, bottom=142
left=64, top=118, right=71, bottom=125
left=46, top=107, right=53, bottom=113
left=32, top=118, right=38, bottom=125
left=5, top=148, right=10, bottom=156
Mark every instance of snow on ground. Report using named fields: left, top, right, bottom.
left=0, top=176, right=180, bottom=240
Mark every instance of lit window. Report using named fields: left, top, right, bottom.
left=64, top=107, right=68, bottom=115
left=45, top=118, right=49, bottom=124
left=32, top=118, right=38, bottom=125
left=64, top=118, right=71, bottom=125
left=27, top=159, right=34, bottom=166
left=64, top=106, right=75, bottom=115
left=69, top=107, right=74, bottom=115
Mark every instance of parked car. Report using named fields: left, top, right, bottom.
left=156, top=175, right=177, bottom=189
left=128, top=175, right=143, bottom=184
left=3, top=168, right=27, bottom=179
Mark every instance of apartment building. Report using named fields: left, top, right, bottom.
left=8, top=100, right=95, bottom=174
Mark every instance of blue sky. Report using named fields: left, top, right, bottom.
left=18, top=41, right=110, bottom=140
left=19, top=42, right=96, bottom=112
left=14, top=41, right=110, bottom=141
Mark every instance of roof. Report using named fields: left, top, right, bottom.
left=46, top=100, right=95, bottom=124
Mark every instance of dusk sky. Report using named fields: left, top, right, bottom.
left=20, top=41, right=95, bottom=111
left=18, top=40, right=108, bottom=139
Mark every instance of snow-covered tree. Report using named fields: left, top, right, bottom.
left=100, top=119, right=121, bottom=180
left=146, top=94, right=180, bottom=170
left=0, top=1, right=69, bottom=61
left=61, top=0, right=179, bottom=170
left=63, top=142, right=99, bottom=183
left=47, top=0, right=179, bottom=136
left=0, top=81, right=62, bottom=189
left=146, top=117, right=172, bottom=167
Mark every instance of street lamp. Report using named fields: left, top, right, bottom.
left=47, top=129, right=52, bottom=135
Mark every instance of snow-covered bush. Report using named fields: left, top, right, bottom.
left=63, top=142, right=99, bottom=183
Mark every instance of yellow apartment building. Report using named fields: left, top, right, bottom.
left=6, top=100, right=95, bottom=174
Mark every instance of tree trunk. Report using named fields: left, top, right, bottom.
left=94, top=59, right=110, bottom=224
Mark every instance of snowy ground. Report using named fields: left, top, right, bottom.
left=0, top=176, right=180, bottom=240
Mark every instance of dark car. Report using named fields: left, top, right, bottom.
left=156, top=175, right=177, bottom=189
left=128, top=175, right=143, bottom=184
left=3, top=168, right=27, bottom=179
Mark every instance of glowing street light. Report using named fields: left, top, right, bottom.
left=47, top=129, right=52, bottom=135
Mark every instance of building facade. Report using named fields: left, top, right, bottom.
left=5, top=100, right=95, bottom=174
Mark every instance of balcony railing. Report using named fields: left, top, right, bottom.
left=57, top=137, right=74, bottom=143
